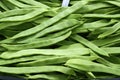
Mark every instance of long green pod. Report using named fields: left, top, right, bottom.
left=0, top=66, right=75, bottom=75
left=1, top=31, right=71, bottom=50
left=71, top=34, right=109, bottom=56
left=98, top=22, right=120, bottom=38
left=83, top=14, right=120, bottom=18
left=65, top=59, right=120, bottom=76
left=0, top=8, right=33, bottom=19
left=0, top=55, right=54, bottom=65
left=10, top=0, right=88, bottom=39
left=0, top=48, right=89, bottom=59
left=0, top=8, right=47, bottom=22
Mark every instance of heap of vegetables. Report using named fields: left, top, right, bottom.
left=0, top=0, right=120, bottom=80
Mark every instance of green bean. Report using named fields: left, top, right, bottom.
left=1, top=31, right=71, bottom=50
left=0, top=55, right=53, bottom=65
left=65, top=59, right=120, bottom=76
left=71, top=34, right=109, bottom=56
left=0, top=66, right=75, bottom=75
left=28, top=74, right=67, bottom=80
left=0, top=48, right=89, bottom=59
left=10, top=0, right=88, bottom=39
left=0, top=15, right=43, bottom=34
left=0, top=8, right=47, bottom=22
left=83, top=14, right=120, bottom=18
left=0, top=8, right=33, bottom=19
left=98, top=22, right=120, bottom=38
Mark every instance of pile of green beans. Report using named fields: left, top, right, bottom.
left=0, top=0, right=120, bottom=80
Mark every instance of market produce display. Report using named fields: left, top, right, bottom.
left=0, top=0, right=120, bottom=80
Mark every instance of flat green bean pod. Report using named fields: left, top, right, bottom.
left=71, top=34, right=109, bottom=56
left=0, top=66, right=75, bottom=75
left=0, top=8, right=47, bottom=22
left=0, top=48, right=89, bottom=59
left=83, top=14, right=120, bottom=18
left=0, top=8, right=34, bottom=19
left=0, top=55, right=54, bottom=65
